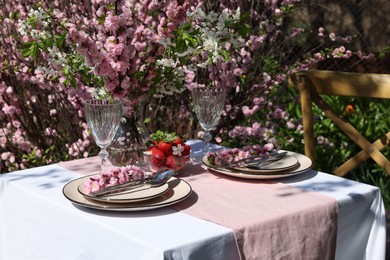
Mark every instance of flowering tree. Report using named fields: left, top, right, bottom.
left=0, top=2, right=97, bottom=172
left=64, top=0, right=196, bottom=116
left=0, top=0, right=195, bottom=172
left=0, top=0, right=374, bottom=173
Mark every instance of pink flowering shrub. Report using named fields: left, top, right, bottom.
left=0, top=0, right=196, bottom=172
left=63, top=0, right=194, bottom=116
left=0, top=0, right=382, bottom=174
left=0, top=1, right=101, bottom=173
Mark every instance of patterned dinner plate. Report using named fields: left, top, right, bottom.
left=77, top=174, right=170, bottom=204
left=63, top=177, right=192, bottom=211
left=202, top=151, right=312, bottom=179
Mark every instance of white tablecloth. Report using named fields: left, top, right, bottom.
left=0, top=160, right=386, bottom=259
left=281, top=170, right=386, bottom=260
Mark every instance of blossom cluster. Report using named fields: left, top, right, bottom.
left=156, top=7, right=245, bottom=93
left=206, top=143, right=274, bottom=167
left=83, top=165, right=145, bottom=194
left=0, top=1, right=100, bottom=173
left=293, top=26, right=374, bottom=72
left=0, top=0, right=375, bottom=174
left=65, top=0, right=192, bottom=116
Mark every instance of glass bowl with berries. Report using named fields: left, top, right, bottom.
left=143, top=131, right=191, bottom=174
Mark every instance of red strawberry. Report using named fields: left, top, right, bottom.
left=182, top=144, right=191, bottom=156
left=165, top=155, right=189, bottom=171
left=157, top=141, right=173, bottom=156
left=165, top=155, right=183, bottom=171
left=173, top=136, right=184, bottom=146
left=151, top=147, right=166, bottom=167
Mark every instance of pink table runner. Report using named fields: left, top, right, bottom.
left=174, top=162, right=338, bottom=260
left=58, top=157, right=338, bottom=260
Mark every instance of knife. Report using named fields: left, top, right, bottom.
left=220, top=151, right=288, bottom=169
left=245, top=152, right=288, bottom=169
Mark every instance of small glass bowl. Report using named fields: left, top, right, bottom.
left=143, top=151, right=190, bottom=173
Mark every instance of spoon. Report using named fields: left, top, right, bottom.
left=89, top=169, right=175, bottom=197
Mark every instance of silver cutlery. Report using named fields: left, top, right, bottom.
left=88, top=169, right=175, bottom=197
left=220, top=151, right=288, bottom=169
left=245, top=152, right=288, bottom=169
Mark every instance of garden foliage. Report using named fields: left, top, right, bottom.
left=0, top=0, right=388, bottom=206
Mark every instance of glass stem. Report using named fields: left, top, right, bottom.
left=203, top=131, right=212, bottom=153
left=99, top=148, right=109, bottom=172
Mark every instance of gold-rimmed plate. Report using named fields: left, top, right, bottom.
left=77, top=175, right=170, bottom=204
left=202, top=151, right=312, bottom=179
left=63, top=177, right=192, bottom=211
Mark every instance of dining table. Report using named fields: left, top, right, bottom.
left=0, top=141, right=386, bottom=260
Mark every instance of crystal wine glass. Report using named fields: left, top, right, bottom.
left=84, top=99, right=123, bottom=171
left=192, top=87, right=226, bottom=157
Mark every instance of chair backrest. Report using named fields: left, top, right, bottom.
left=306, top=70, right=390, bottom=99
left=289, top=70, right=390, bottom=176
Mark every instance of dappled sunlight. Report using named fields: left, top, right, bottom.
left=2, top=165, right=75, bottom=191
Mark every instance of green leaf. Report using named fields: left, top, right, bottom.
left=62, top=65, right=70, bottom=75
left=181, top=23, right=192, bottom=31
left=69, top=76, right=77, bottom=88
left=27, top=16, right=38, bottom=28
left=37, top=41, right=47, bottom=51
left=176, top=39, right=186, bottom=52
left=237, top=23, right=252, bottom=37
left=31, top=44, right=41, bottom=58
left=220, top=49, right=230, bottom=61
left=97, top=17, right=105, bottom=25
left=20, top=42, right=34, bottom=57
left=144, top=117, right=151, bottom=124
left=54, top=33, right=67, bottom=49
left=240, top=11, right=251, bottom=22
left=182, top=32, right=196, bottom=48
left=20, top=41, right=41, bottom=58
left=149, top=130, right=177, bottom=143
left=43, top=37, right=53, bottom=49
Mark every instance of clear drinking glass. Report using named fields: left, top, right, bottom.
left=84, top=99, right=123, bottom=171
left=191, top=87, right=226, bottom=158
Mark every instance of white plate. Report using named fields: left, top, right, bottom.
left=63, top=177, right=192, bottom=211
left=77, top=175, right=170, bottom=204
left=202, top=151, right=312, bottom=179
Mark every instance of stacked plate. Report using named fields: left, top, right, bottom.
left=62, top=176, right=192, bottom=211
left=202, top=150, right=312, bottom=179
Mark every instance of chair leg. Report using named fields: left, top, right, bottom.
left=296, top=73, right=316, bottom=168
left=312, top=92, right=390, bottom=176
left=335, top=132, right=390, bottom=176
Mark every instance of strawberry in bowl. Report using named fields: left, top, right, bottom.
left=143, top=131, right=191, bottom=173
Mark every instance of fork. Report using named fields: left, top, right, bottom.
left=219, top=152, right=288, bottom=169
left=88, top=169, right=174, bottom=197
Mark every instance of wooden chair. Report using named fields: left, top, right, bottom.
left=289, top=70, right=390, bottom=176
